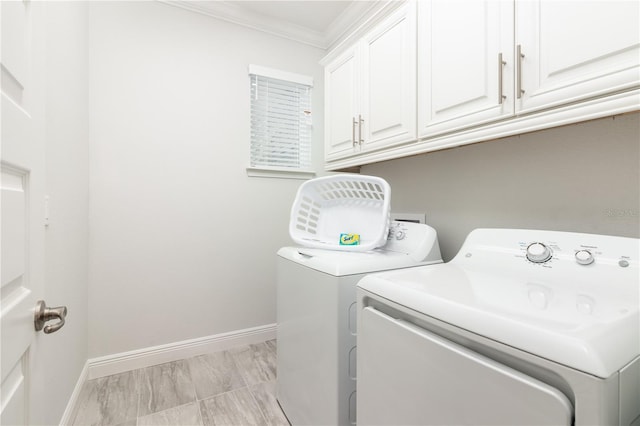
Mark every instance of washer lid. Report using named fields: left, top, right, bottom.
left=278, top=221, right=442, bottom=276
left=277, top=246, right=441, bottom=276
left=358, top=229, right=640, bottom=378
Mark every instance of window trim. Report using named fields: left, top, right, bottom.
left=248, top=65, right=313, bottom=87
left=246, top=166, right=316, bottom=180
left=246, top=64, right=315, bottom=179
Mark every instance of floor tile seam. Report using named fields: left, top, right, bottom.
left=189, top=349, right=250, bottom=401
left=136, top=400, right=199, bottom=421
left=134, top=367, right=142, bottom=422
left=194, top=398, right=205, bottom=426
left=228, top=346, right=252, bottom=389
left=183, top=356, right=200, bottom=411
left=229, top=345, right=251, bottom=389
left=196, top=398, right=209, bottom=426
left=245, top=382, right=272, bottom=426
left=139, top=359, right=199, bottom=417
left=246, top=377, right=275, bottom=389
left=183, top=353, right=204, bottom=402
left=137, top=366, right=152, bottom=418
left=195, top=385, right=250, bottom=403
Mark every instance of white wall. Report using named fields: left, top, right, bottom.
left=362, top=113, right=640, bottom=261
left=43, top=2, right=89, bottom=424
left=87, top=2, right=325, bottom=357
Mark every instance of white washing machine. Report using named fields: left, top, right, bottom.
left=357, top=228, right=640, bottom=425
left=276, top=220, right=442, bottom=426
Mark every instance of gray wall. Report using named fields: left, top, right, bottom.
left=87, top=1, right=325, bottom=357
left=362, top=112, right=640, bottom=261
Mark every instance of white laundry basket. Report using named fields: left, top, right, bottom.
left=289, top=174, right=391, bottom=251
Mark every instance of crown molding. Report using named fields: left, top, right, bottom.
left=159, top=1, right=322, bottom=49
left=320, top=0, right=405, bottom=64
left=159, top=1, right=389, bottom=50
left=323, top=1, right=387, bottom=51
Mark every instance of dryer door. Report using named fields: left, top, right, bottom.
left=357, top=306, right=573, bottom=426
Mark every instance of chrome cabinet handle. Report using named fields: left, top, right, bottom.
left=352, top=117, right=357, bottom=147
left=358, top=114, right=364, bottom=145
left=498, top=53, right=506, bottom=104
left=517, top=44, right=525, bottom=99
left=34, top=300, right=68, bottom=334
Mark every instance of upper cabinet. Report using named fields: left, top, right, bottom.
left=418, top=0, right=514, bottom=138
left=324, top=2, right=416, bottom=161
left=360, top=4, right=417, bottom=151
left=325, top=46, right=359, bottom=159
left=516, top=0, right=639, bottom=114
left=323, top=0, right=639, bottom=170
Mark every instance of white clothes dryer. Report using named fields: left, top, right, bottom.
left=357, top=228, right=639, bottom=426
left=276, top=221, right=442, bottom=426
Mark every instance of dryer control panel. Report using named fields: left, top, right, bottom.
left=454, top=228, right=637, bottom=271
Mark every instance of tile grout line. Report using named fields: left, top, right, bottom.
left=185, top=356, right=199, bottom=406
left=245, top=340, right=280, bottom=425
left=246, top=383, right=272, bottom=426
left=194, top=399, right=205, bottom=426
left=183, top=355, right=204, bottom=426
left=196, top=385, right=250, bottom=402
left=135, top=368, right=141, bottom=426
left=228, top=345, right=251, bottom=390
left=137, top=401, right=199, bottom=422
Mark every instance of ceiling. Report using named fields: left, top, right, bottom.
left=235, top=1, right=354, bottom=33
left=162, top=0, right=382, bottom=49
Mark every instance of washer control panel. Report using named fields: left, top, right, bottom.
left=383, top=221, right=441, bottom=261
left=388, top=221, right=409, bottom=241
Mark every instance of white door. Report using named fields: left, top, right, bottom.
left=360, top=1, right=416, bottom=150
left=418, top=0, right=514, bottom=139
left=324, top=46, right=359, bottom=161
left=1, top=2, right=59, bottom=424
left=516, top=0, right=640, bottom=114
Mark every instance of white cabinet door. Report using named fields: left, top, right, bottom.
left=361, top=2, right=416, bottom=150
left=516, top=0, right=640, bottom=114
left=324, top=47, right=359, bottom=160
left=418, top=0, right=514, bottom=138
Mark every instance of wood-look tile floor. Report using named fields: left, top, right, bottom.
left=71, top=340, right=290, bottom=426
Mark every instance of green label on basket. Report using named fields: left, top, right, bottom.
left=339, top=233, right=360, bottom=246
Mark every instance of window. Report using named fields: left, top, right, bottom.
left=248, top=65, right=314, bottom=178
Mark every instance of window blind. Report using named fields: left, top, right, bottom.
left=250, top=73, right=312, bottom=170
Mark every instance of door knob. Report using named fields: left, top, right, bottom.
left=34, top=300, right=67, bottom=334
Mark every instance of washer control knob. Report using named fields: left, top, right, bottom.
left=575, top=250, right=594, bottom=265
left=526, top=242, right=552, bottom=263
left=395, top=230, right=405, bottom=240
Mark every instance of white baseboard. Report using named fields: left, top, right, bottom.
left=59, top=361, right=89, bottom=425
left=86, top=323, right=276, bottom=380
